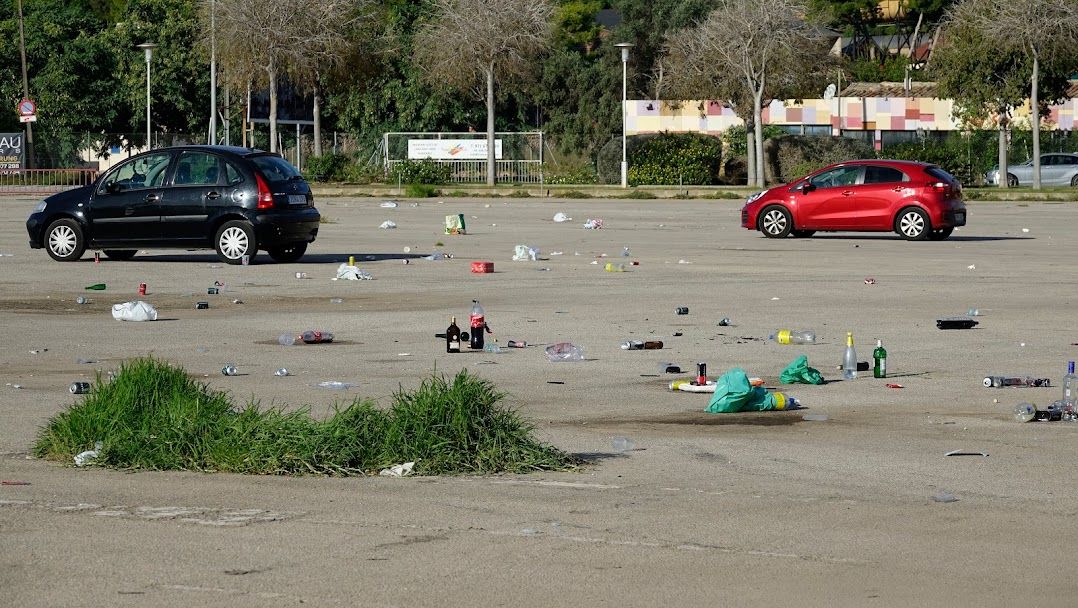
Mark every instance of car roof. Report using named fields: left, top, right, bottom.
left=838, top=159, right=933, bottom=167
left=152, top=144, right=271, bottom=159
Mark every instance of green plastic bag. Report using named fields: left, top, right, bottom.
left=706, top=368, right=790, bottom=413
left=779, top=355, right=824, bottom=385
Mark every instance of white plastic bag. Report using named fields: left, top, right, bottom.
left=379, top=220, right=397, bottom=229
left=512, top=245, right=539, bottom=262
left=553, top=212, right=571, bottom=223
left=335, top=264, right=373, bottom=280
left=111, top=301, right=158, bottom=322
left=545, top=342, right=584, bottom=362
left=379, top=461, right=415, bottom=477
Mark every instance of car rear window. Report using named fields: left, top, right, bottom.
left=250, top=155, right=302, bottom=182
left=864, top=166, right=908, bottom=184
left=925, top=166, right=957, bottom=184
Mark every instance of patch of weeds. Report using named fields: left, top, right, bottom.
left=34, top=358, right=577, bottom=476
left=319, top=215, right=338, bottom=224
left=558, top=190, right=593, bottom=199
left=703, top=191, right=745, bottom=200
left=435, top=241, right=445, bottom=247
left=509, top=190, right=532, bottom=198
left=443, top=190, right=471, bottom=197
left=621, top=190, right=657, bottom=199
left=405, top=183, right=439, bottom=198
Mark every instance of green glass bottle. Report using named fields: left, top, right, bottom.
left=84, top=283, right=106, bottom=291
left=873, top=339, right=887, bottom=378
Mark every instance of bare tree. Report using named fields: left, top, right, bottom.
left=960, top=0, right=1078, bottom=189
left=663, top=0, right=829, bottom=187
left=213, top=0, right=361, bottom=154
left=413, top=0, right=554, bottom=186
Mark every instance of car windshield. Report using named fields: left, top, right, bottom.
left=250, top=155, right=302, bottom=182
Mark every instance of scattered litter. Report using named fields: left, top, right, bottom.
left=931, top=492, right=959, bottom=503
left=69, top=382, right=91, bottom=394
left=967, top=308, right=981, bottom=316
left=315, top=381, right=357, bottom=390
left=397, top=353, right=411, bottom=356
left=1021, top=228, right=1029, bottom=233
left=29, top=349, right=46, bottom=355
left=232, top=299, right=243, bottom=304
left=221, top=365, right=238, bottom=376
left=658, top=362, right=681, bottom=374
left=937, top=317, right=978, bottom=330
left=718, top=318, right=731, bottom=327
left=75, top=296, right=91, bottom=305
left=546, top=381, right=565, bottom=385
left=864, top=277, right=876, bottom=285
left=553, top=212, right=571, bottom=223
left=550, top=251, right=563, bottom=256
left=780, top=355, right=824, bottom=385
left=802, top=414, right=829, bottom=421
left=196, top=301, right=209, bottom=309
left=7, top=383, right=22, bottom=389
left=111, top=301, right=158, bottom=322
left=330, top=298, right=343, bottom=304
left=513, top=245, right=540, bottom=261
left=886, top=383, right=904, bottom=389
left=335, top=264, right=373, bottom=280
left=274, top=368, right=290, bottom=377
left=471, top=261, right=494, bottom=273
left=74, top=441, right=103, bottom=467
left=590, top=260, right=598, bottom=265
left=612, top=436, right=635, bottom=452
left=670, top=379, right=716, bottom=393
left=295, top=272, right=309, bottom=279
left=444, top=214, right=466, bottom=235
left=379, top=462, right=415, bottom=477
left=675, top=307, right=689, bottom=315
left=379, top=220, right=397, bottom=229
left=76, top=358, right=95, bottom=364
left=771, top=297, right=780, bottom=301
left=545, top=343, right=584, bottom=362
left=583, top=218, right=603, bottom=229
left=706, top=368, right=795, bottom=413
left=604, top=263, right=626, bottom=272
left=379, top=201, right=399, bottom=208
left=403, top=246, right=411, bottom=253
left=677, top=259, right=691, bottom=264
left=983, top=375, right=1051, bottom=388
left=1, top=480, right=30, bottom=485
left=967, top=264, right=976, bottom=270
left=944, top=449, right=988, bottom=457
left=422, top=253, right=452, bottom=261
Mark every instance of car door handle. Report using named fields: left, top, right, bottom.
left=841, top=191, right=854, bottom=196
left=206, top=191, right=221, bottom=200
left=144, top=193, right=160, bottom=203
left=891, top=187, right=905, bottom=192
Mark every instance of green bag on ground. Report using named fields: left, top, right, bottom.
left=779, top=355, right=824, bottom=385
left=706, top=368, right=787, bottom=413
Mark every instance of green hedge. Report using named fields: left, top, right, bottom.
left=768, top=135, right=876, bottom=184
left=627, top=133, right=722, bottom=186
left=389, top=159, right=452, bottom=185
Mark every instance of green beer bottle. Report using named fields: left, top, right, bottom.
left=84, top=283, right=106, bottom=291
left=873, top=339, right=887, bottom=378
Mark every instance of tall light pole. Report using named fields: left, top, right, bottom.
left=137, top=42, right=157, bottom=150
left=209, top=0, right=217, bottom=144
left=16, top=0, right=34, bottom=168
left=615, top=42, right=633, bottom=188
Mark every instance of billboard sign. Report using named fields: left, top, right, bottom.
left=407, top=139, right=502, bottom=160
left=0, top=133, right=24, bottom=170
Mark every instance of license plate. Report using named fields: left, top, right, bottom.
left=288, top=194, right=307, bottom=205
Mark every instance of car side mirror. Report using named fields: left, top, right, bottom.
left=105, top=182, right=121, bottom=194
left=800, top=182, right=815, bottom=194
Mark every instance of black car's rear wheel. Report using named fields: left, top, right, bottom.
left=267, top=242, right=308, bottom=263
left=928, top=226, right=954, bottom=241
left=103, top=249, right=138, bottom=261
left=215, top=220, right=257, bottom=265
left=45, top=218, right=86, bottom=262
left=758, top=205, right=792, bottom=238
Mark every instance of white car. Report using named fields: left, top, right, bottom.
left=985, top=153, right=1078, bottom=187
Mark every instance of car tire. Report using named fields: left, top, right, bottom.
left=1070, top=174, right=1078, bottom=187
left=895, top=207, right=931, bottom=241
left=103, top=249, right=138, bottom=261
left=791, top=230, right=816, bottom=238
left=928, top=227, right=954, bottom=241
left=758, top=205, right=793, bottom=238
left=1007, top=174, right=1019, bottom=187
left=44, top=218, right=86, bottom=262
left=215, top=220, right=257, bottom=265
left=267, top=242, right=308, bottom=263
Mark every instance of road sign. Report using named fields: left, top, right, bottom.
left=19, top=115, right=37, bottom=123
left=17, top=98, right=36, bottom=117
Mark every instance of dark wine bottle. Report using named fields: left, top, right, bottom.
left=447, top=317, right=461, bottom=353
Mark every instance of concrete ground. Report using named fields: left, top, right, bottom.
left=2, top=196, right=1077, bottom=607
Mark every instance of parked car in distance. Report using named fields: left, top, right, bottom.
left=741, top=159, right=966, bottom=241
left=985, top=153, right=1078, bottom=187
left=26, top=145, right=319, bottom=264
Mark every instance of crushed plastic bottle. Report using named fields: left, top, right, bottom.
left=74, top=441, right=103, bottom=466
left=274, top=368, right=290, bottom=377
left=222, top=364, right=238, bottom=376
left=983, top=375, right=1051, bottom=388
left=545, top=342, right=584, bottom=362
left=612, top=436, right=635, bottom=452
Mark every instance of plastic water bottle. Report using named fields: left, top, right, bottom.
left=278, top=333, right=298, bottom=346
left=621, top=247, right=631, bottom=257
left=842, top=332, right=858, bottom=380
left=769, top=329, right=816, bottom=345
left=1014, top=402, right=1038, bottom=423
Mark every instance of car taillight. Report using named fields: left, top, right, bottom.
left=256, top=174, right=274, bottom=209
left=929, top=181, right=950, bottom=195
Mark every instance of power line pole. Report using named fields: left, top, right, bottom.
left=209, top=0, right=217, bottom=144
left=16, top=0, right=35, bottom=168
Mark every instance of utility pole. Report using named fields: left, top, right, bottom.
left=16, top=0, right=34, bottom=168
left=209, top=0, right=217, bottom=144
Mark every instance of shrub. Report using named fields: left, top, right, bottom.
left=545, top=164, right=599, bottom=185
left=768, top=135, right=875, bottom=184
left=304, top=153, right=352, bottom=182
left=622, top=190, right=657, bottom=199
left=405, top=183, right=438, bottom=198
left=723, top=124, right=788, bottom=157
left=627, top=133, right=723, bottom=186
left=389, top=159, right=451, bottom=184
left=34, top=358, right=576, bottom=476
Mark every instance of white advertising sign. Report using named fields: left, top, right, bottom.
left=408, top=139, right=502, bottom=160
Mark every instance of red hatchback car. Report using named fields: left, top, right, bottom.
left=741, top=160, right=967, bottom=240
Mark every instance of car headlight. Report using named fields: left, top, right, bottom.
left=746, top=191, right=765, bottom=204
left=32, top=200, right=47, bottom=213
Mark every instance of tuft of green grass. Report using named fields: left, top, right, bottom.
left=509, top=189, right=532, bottom=198
left=404, top=183, right=439, bottom=198
left=557, top=190, right=593, bottom=199
left=621, top=190, right=657, bottom=199
left=34, top=358, right=576, bottom=476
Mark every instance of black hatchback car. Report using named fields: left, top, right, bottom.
left=26, top=145, right=319, bottom=264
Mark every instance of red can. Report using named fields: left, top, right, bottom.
left=138, top=282, right=147, bottom=296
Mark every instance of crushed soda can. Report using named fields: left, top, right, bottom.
left=274, top=368, right=290, bottom=377
left=196, top=301, right=209, bottom=309
left=718, top=317, right=732, bottom=326
left=207, top=287, right=219, bottom=295
left=864, top=277, right=876, bottom=285
left=221, top=365, right=238, bottom=376
left=675, top=307, right=689, bottom=315
left=69, top=382, right=91, bottom=394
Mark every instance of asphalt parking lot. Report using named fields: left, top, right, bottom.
left=2, top=195, right=1077, bottom=606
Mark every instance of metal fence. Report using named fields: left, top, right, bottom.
left=383, top=132, right=544, bottom=184
left=0, top=168, right=99, bottom=195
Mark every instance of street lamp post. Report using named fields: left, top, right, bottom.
left=209, top=0, right=217, bottom=144
left=137, top=42, right=157, bottom=150
left=614, top=43, right=633, bottom=189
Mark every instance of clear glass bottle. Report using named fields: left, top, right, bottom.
left=843, top=332, right=857, bottom=380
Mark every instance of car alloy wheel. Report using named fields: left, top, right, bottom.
left=896, top=208, right=929, bottom=240
left=45, top=218, right=86, bottom=262
left=759, top=206, right=792, bottom=238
